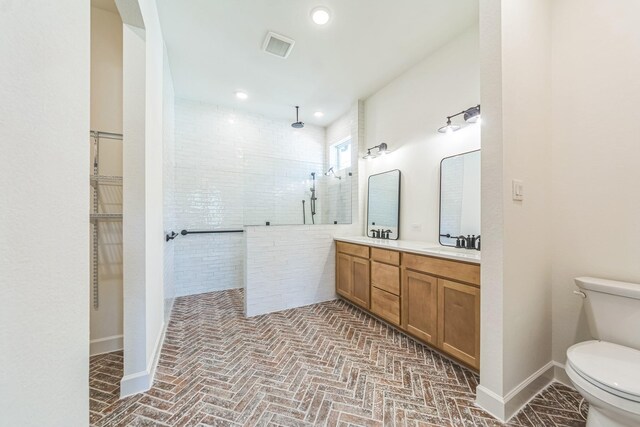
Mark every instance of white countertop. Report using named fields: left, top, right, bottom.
left=334, top=236, right=481, bottom=264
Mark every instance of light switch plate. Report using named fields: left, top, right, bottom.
left=411, top=223, right=422, bottom=232
left=512, top=179, right=524, bottom=201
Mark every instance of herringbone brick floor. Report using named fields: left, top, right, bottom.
left=90, top=289, right=587, bottom=426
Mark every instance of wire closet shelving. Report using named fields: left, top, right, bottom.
left=90, top=130, right=123, bottom=309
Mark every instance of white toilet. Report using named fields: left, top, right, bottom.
left=566, top=277, right=640, bottom=427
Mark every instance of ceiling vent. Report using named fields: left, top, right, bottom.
left=262, top=32, right=295, bottom=59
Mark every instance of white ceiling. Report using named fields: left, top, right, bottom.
left=157, top=0, right=478, bottom=126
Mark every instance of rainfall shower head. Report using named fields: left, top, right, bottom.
left=291, top=106, right=305, bottom=128
left=325, top=167, right=342, bottom=180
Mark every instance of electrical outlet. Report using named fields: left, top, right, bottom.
left=512, top=179, right=524, bottom=201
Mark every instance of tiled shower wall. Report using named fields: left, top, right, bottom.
left=244, top=224, right=359, bottom=316
left=173, top=99, right=327, bottom=296
left=244, top=102, right=363, bottom=316
left=322, top=104, right=358, bottom=225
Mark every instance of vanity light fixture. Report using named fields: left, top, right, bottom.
left=362, top=143, right=390, bottom=159
left=437, top=118, right=461, bottom=134
left=363, top=149, right=377, bottom=160
left=464, top=105, right=481, bottom=123
left=438, top=104, right=481, bottom=133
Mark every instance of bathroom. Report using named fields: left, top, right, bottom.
left=3, top=1, right=640, bottom=426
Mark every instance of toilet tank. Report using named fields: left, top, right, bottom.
left=575, top=277, right=640, bottom=350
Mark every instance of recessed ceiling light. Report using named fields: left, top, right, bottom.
left=235, top=91, right=248, bottom=100
left=314, top=111, right=324, bottom=118
left=311, top=6, right=331, bottom=25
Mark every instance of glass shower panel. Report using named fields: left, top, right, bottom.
left=242, top=154, right=350, bottom=226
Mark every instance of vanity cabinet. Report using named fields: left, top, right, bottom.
left=335, top=240, right=481, bottom=370
left=401, top=270, right=438, bottom=345
left=371, top=287, right=400, bottom=325
left=438, top=279, right=480, bottom=368
left=336, top=243, right=370, bottom=309
left=370, top=252, right=401, bottom=326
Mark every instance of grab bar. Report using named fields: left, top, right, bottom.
left=180, top=229, right=244, bottom=236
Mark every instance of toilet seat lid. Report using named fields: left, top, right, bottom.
left=567, top=340, right=640, bottom=402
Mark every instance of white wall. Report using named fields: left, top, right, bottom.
left=163, top=45, right=176, bottom=320
left=90, top=5, right=124, bottom=356
left=120, top=0, right=173, bottom=397
left=324, top=105, right=360, bottom=225
left=478, top=1, right=640, bottom=421
left=173, top=100, right=327, bottom=297
left=140, top=0, right=166, bottom=379
left=362, top=26, right=480, bottom=242
left=501, top=0, right=552, bottom=409
left=244, top=103, right=363, bottom=317
left=122, top=21, right=148, bottom=390
left=244, top=224, right=359, bottom=316
left=91, top=7, right=123, bottom=134
left=550, top=0, right=640, bottom=371
left=477, top=0, right=553, bottom=421
left=0, top=1, right=90, bottom=425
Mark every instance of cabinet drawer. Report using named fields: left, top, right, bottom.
left=336, top=241, right=369, bottom=258
left=371, top=287, right=400, bottom=325
left=371, top=261, right=400, bottom=295
left=403, top=253, right=480, bottom=286
left=371, top=247, right=400, bottom=265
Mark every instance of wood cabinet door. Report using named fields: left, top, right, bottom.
left=401, top=270, right=438, bottom=345
left=437, top=279, right=480, bottom=369
left=351, top=256, right=370, bottom=309
left=336, top=253, right=353, bottom=298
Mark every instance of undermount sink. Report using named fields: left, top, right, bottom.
left=421, top=246, right=481, bottom=260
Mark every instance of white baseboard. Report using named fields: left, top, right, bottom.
left=553, top=361, right=572, bottom=387
left=119, top=368, right=152, bottom=398
left=476, top=385, right=508, bottom=421
left=120, top=320, right=167, bottom=398
left=476, top=361, right=555, bottom=422
left=90, top=334, right=124, bottom=356
left=164, top=297, right=175, bottom=322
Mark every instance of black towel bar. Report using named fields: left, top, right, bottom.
left=180, top=229, right=244, bottom=235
